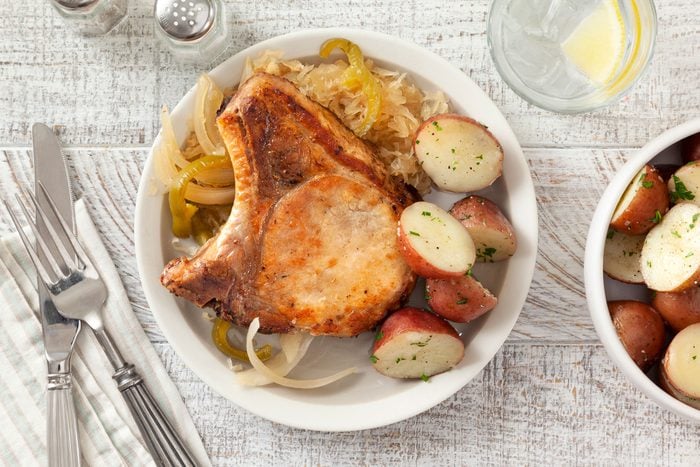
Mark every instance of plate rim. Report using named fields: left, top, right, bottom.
left=134, top=27, right=539, bottom=431
left=584, top=117, right=700, bottom=422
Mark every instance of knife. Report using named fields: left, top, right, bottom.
left=33, top=123, right=82, bottom=467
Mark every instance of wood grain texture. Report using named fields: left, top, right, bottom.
left=3, top=1, right=700, bottom=463
left=0, top=147, right=627, bottom=342
left=0, top=0, right=698, bottom=148
left=155, top=342, right=700, bottom=466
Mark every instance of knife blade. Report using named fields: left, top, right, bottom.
left=33, top=123, right=81, bottom=466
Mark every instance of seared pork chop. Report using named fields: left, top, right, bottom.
left=161, top=73, right=417, bottom=336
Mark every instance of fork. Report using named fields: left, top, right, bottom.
left=6, top=185, right=197, bottom=467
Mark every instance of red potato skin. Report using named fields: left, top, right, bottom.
left=397, top=224, right=467, bottom=279
left=611, top=165, right=670, bottom=235
left=682, top=133, right=700, bottom=163
left=450, top=195, right=517, bottom=261
left=608, top=300, right=667, bottom=372
left=412, top=114, right=504, bottom=191
left=653, top=164, right=681, bottom=183
left=652, top=287, right=700, bottom=332
left=413, top=113, right=503, bottom=155
left=426, top=276, right=497, bottom=323
left=658, top=362, right=700, bottom=409
left=372, top=307, right=460, bottom=354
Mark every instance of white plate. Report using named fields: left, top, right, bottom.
left=135, top=28, right=538, bottom=431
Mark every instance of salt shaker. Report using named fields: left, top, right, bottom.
left=154, top=0, right=230, bottom=63
left=50, top=0, right=128, bottom=36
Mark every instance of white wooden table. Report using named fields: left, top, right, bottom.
left=2, top=0, right=699, bottom=464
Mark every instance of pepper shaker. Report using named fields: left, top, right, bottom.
left=154, top=0, right=230, bottom=63
left=50, top=0, right=128, bottom=36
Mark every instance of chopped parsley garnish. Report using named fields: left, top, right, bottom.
left=409, top=230, right=421, bottom=236
left=476, top=154, right=484, bottom=160
left=369, top=355, right=378, bottom=364
left=477, top=247, right=497, bottom=261
left=465, top=269, right=473, bottom=276
left=395, top=357, right=405, bottom=364
left=415, top=140, right=420, bottom=144
left=411, top=336, right=432, bottom=347
left=421, top=211, right=432, bottom=216
left=686, top=252, right=695, bottom=258
left=607, top=228, right=615, bottom=240
left=672, top=230, right=682, bottom=238
left=451, top=148, right=456, bottom=154
left=432, top=121, right=443, bottom=131
left=642, top=180, right=654, bottom=189
left=651, top=210, right=663, bottom=224
left=647, top=260, right=653, bottom=268
left=670, top=175, right=695, bottom=202
left=424, top=290, right=431, bottom=301
left=693, top=355, right=697, bottom=361
left=412, top=355, right=417, bottom=361
left=420, top=373, right=430, bottom=382
left=375, top=331, right=384, bottom=341
left=456, top=298, right=468, bottom=305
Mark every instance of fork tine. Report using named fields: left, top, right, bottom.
left=22, top=187, right=78, bottom=272
left=14, top=194, right=66, bottom=280
left=37, top=182, right=93, bottom=270
left=4, top=200, right=57, bottom=287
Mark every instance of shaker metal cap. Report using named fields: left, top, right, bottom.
left=155, top=0, right=216, bottom=41
left=54, top=0, right=99, bottom=8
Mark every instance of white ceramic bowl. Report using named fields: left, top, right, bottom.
left=135, top=28, right=538, bottom=431
left=585, top=118, right=700, bottom=422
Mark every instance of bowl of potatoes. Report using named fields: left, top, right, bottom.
left=585, top=118, right=700, bottom=422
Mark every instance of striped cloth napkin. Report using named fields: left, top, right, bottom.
left=0, top=200, right=210, bottom=466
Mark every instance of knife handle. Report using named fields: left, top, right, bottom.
left=47, top=374, right=81, bottom=467
left=113, top=364, right=196, bottom=467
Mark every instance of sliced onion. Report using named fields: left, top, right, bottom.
left=184, top=183, right=235, bottom=205
left=194, top=75, right=225, bottom=156
left=238, top=318, right=356, bottom=389
left=160, top=105, right=191, bottom=169
left=153, top=143, right=177, bottom=189
left=194, top=166, right=235, bottom=186
left=279, top=333, right=304, bottom=363
left=236, top=332, right=314, bottom=386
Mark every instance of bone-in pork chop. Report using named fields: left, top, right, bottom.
left=161, top=73, right=417, bottom=336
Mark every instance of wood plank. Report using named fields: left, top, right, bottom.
left=0, top=147, right=634, bottom=342
left=0, top=0, right=698, bottom=148
left=155, top=342, right=700, bottom=466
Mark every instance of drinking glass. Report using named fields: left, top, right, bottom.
left=488, top=0, right=657, bottom=113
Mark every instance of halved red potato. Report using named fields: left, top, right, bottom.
left=603, top=229, right=646, bottom=284
left=681, top=133, right=700, bottom=163
left=668, top=161, right=700, bottom=207
left=449, top=195, right=517, bottom=262
left=371, top=307, right=464, bottom=379
left=398, top=201, right=476, bottom=279
left=413, top=114, right=503, bottom=192
left=426, top=275, right=497, bottom=323
left=641, top=203, right=700, bottom=292
left=611, top=165, right=669, bottom=235
left=608, top=300, right=666, bottom=372
left=652, top=287, right=700, bottom=333
left=659, top=323, right=700, bottom=409
left=653, top=164, right=681, bottom=183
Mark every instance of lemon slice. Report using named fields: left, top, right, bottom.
left=562, top=0, right=626, bottom=85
